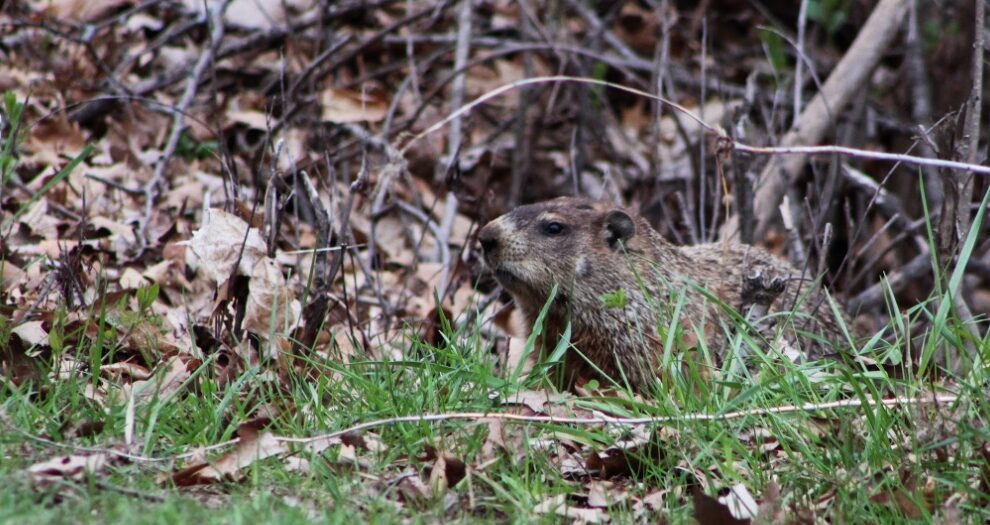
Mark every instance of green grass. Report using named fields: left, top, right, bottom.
left=0, top=96, right=987, bottom=523
left=2, top=272, right=988, bottom=523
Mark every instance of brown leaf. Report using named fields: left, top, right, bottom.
left=503, top=389, right=568, bottom=414
left=172, top=419, right=286, bottom=486
left=26, top=453, right=108, bottom=484
left=868, top=472, right=934, bottom=519
left=396, top=469, right=432, bottom=505
left=319, top=88, right=387, bottom=123
left=100, top=361, right=152, bottom=381
left=587, top=480, right=629, bottom=508
left=27, top=0, right=133, bottom=21
left=754, top=481, right=783, bottom=525
left=641, top=490, right=666, bottom=511
left=115, top=357, right=191, bottom=405
left=429, top=455, right=449, bottom=496
left=693, top=489, right=751, bottom=525
left=241, top=256, right=299, bottom=336
left=118, top=267, right=148, bottom=290
left=1, top=260, right=26, bottom=292
left=12, top=321, right=48, bottom=347
left=532, top=494, right=608, bottom=523
left=185, top=209, right=267, bottom=283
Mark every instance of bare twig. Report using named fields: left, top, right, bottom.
left=939, top=0, right=985, bottom=367
left=136, top=0, right=231, bottom=254
left=905, top=1, right=944, bottom=216
left=508, top=1, right=536, bottom=207
left=381, top=35, right=750, bottom=98
left=732, top=143, right=990, bottom=175
left=794, top=0, right=809, bottom=127
left=280, top=394, right=961, bottom=445
left=724, top=0, right=910, bottom=241
left=956, top=0, right=985, bottom=238
left=843, top=164, right=927, bottom=254
left=401, top=75, right=990, bottom=179
left=8, top=395, right=958, bottom=463
left=297, top=170, right=333, bottom=352
left=399, top=76, right=714, bottom=156
left=562, top=0, right=641, bottom=64
left=432, top=0, right=473, bottom=303
left=846, top=250, right=932, bottom=313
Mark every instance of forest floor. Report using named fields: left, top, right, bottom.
left=1, top=0, right=989, bottom=523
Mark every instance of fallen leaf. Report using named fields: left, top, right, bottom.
left=184, top=208, right=268, bottom=284
left=1, top=260, right=26, bottom=291
left=241, top=256, right=299, bottom=336
left=101, top=361, right=152, bottom=380
left=719, top=484, right=759, bottom=521
left=533, top=494, right=608, bottom=523
left=319, top=88, right=387, bottom=123
left=27, top=0, right=133, bottom=21
left=115, top=357, right=191, bottom=405
left=693, top=489, right=751, bottom=525
left=119, top=267, right=147, bottom=290
left=12, top=321, right=48, bottom=347
left=396, top=469, right=433, bottom=505
left=172, top=419, right=286, bottom=485
left=26, top=453, right=108, bottom=484
left=429, top=454, right=449, bottom=496
left=503, top=389, right=567, bottom=414
left=227, top=109, right=270, bottom=131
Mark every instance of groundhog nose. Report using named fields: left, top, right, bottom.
left=478, top=227, right=498, bottom=255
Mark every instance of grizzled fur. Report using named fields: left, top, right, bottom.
left=478, top=197, right=851, bottom=393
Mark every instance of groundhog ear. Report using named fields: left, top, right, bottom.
left=603, top=210, right=635, bottom=250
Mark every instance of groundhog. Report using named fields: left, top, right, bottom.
left=478, top=196, right=853, bottom=393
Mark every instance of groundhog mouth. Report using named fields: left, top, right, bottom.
left=491, top=266, right=524, bottom=287
left=487, top=263, right=537, bottom=293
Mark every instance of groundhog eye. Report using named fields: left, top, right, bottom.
left=542, top=222, right=566, bottom=236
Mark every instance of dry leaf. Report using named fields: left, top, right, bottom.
left=719, top=484, right=759, bottom=521
left=27, top=0, right=133, bottom=21
left=693, top=489, right=751, bottom=525
left=226, top=109, right=270, bottom=130
left=101, top=361, right=153, bottom=380
left=503, top=390, right=568, bottom=414
left=26, top=453, right=108, bottom=484
left=429, top=454, right=449, bottom=496
left=241, top=256, right=299, bottom=335
left=12, top=321, right=48, bottom=347
left=179, top=0, right=310, bottom=29
left=320, top=88, right=387, bottom=123
left=533, top=494, right=608, bottom=523
left=115, top=357, right=190, bottom=405
left=185, top=208, right=267, bottom=283
left=396, top=470, right=433, bottom=505
left=1, top=261, right=26, bottom=292
left=172, top=420, right=286, bottom=485
left=119, top=267, right=147, bottom=290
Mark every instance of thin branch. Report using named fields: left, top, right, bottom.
left=739, top=0, right=910, bottom=239
left=277, top=394, right=961, bottom=446
left=9, top=394, right=958, bottom=463
left=400, top=75, right=990, bottom=178
left=434, top=0, right=473, bottom=302
left=733, top=144, right=990, bottom=175
left=399, top=75, right=714, bottom=156
left=136, top=0, right=231, bottom=253
left=794, top=0, right=809, bottom=127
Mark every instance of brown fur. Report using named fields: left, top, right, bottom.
left=478, top=197, right=852, bottom=392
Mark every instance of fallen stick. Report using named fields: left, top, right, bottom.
left=724, top=0, right=910, bottom=241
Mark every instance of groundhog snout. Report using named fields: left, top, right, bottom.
left=478, top=224, right=499, bottom=257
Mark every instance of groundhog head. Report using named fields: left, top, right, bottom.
left=478, top=197, right=638, bottom=306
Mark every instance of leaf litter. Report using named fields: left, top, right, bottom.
left=0, top=0, right=986, bottom=521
